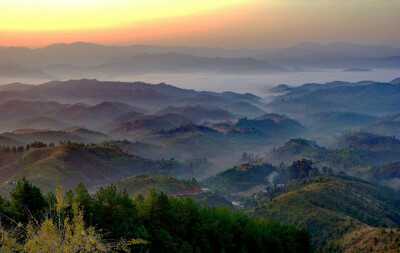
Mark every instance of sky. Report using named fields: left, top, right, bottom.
left=0, top=0, right=399, bottom=48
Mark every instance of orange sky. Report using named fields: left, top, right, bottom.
left=0, top=0, right=399, bottom=48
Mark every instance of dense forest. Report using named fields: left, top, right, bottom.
left=0, top=178, right=313, bottom=252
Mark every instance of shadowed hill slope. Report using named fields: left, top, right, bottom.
left=250, top=175, right=400, bottom=249
left=0, top=144, right=189, bottom=195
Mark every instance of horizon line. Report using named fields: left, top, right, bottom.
left=1, top=39, right=399, bottom=50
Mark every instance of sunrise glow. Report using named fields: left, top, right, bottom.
left=0, top=0, right=399, bottom=48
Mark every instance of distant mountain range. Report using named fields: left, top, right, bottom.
left=0, top=79, right=265, bottom=133
left=1, top=71, right=400, bottom=251
left=1, top=41, right=400, bottom=78
left=268, top=78, right=400, bottom=116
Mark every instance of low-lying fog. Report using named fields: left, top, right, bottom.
left=1, top=68, right=399, bottom=97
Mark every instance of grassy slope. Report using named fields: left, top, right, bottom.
left=340, top=227, right=400, bottom=253
left=250, top=175, right=400, bottom=248
left=0, top=145, right=183, bottom=195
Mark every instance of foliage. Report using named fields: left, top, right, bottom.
left=269, top=137, right=400, bottom=185
left=287, top=159, right=320, bottom=180
left=0, top=178, right=314, bottom=253
left=0, top=186, right=147, bottom=253
left=340, top=227, right=400, bottom=252
left=202, top=162, right=278, bottom=194
left=10, top=177, right=47, bottom=222
left=113, top=174, right=201, bottom=197
left=251, top=174, right=400, bottom=248
left=0, top=144, right=194, bottom=196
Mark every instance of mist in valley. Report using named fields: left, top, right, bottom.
left=2, top=68, right=399, bottom=96
left=3, top=0, right=400, bottom=250
left=1, top=42, right=400, bottom=252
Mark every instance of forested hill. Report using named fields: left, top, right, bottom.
left=0, top=142, right=196, bottom=195
left=0, top=178, right=314, bottom=253
left=250, top=174, right=400, bottom=250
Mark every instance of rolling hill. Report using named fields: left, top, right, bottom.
left=0, top=128, right=109, bottom=146
left=109, top=105, right=235, bottom=137
left=155, top=105, right=235, bottom=121
left=0, top=63, right=53, bottom=79
left=340, top=227, right=400, bottom=253
left=0, top=80, right=265, bottom=136
left=91, top=52, right=287, bottom=75
left=109, top=113, right=191, bottom=136
left=0, top=144, right=190, bottom=195
left=268, top=136, right=400, bottom=186
left=113, top=174, right=202, bottom=197
left=113, top=174, right=233, bottom=208
left=18, top=116, right=70, bottom=130
left=268, top=80, right=400, bottom=116
left=138, top=123, right=226, bottom=157
left=335, top=131, right=400, bottom=151
left=23, top=79, right=262, bottom=109
left=235, top=113, right=305, bottom=138
left=367, top=162, right=400, bottom=190
left=301, top=112, right=378, bottom=134
left=202, top=162, right=278, bottom=195
left=0, top=100, right=65, bottom=121
left=365, top=114, right=400, bottom=136
left=47, top=102, right=141, bottom=129
left=268, top=138, right=328, bottom=164
left=0, top=136, right=21, bottom=147
left=2, top=42, right=400, bottom=73
left=250, top=174, right=400, bottom=249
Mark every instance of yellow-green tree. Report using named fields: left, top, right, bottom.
left=0, top=186, right=147, bottom=253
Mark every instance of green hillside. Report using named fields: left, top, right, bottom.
left=365, top=113, right=400, bottom=136
left=302, top=112, right=378, bottom=132
left=138, top=123, right=226, bottom=158
left=0, top=177, right=313, bottom=253
left=269, top=137, right=400, bottom=179
left=234, top=113, right=305, bottom=139
left=202, top=162, right=278, bottom=194
left=269, top=138, right=328, bottom=163
left=0, top=128, right=109, bottom=146
left=336, top=131, right=400, bottom=151
left=340, top=227, right=400, bottom=253
left=250, top=174, right=400, bottom=249
left=114, top=174, right=201, bottom=197
left=0, top=144, right=188, bottom=195
left=113, top=174, right=233, bottom=208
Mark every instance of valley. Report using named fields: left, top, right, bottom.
left=1, top=76, right=400, bottom=251
left=2, top=1, right=400, bottom=251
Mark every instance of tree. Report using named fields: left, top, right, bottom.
left=322, top=167, right=333, bottom=175
left=1, top=186, right=147, bottom=252
left=287, top=159, right=319, bottom=180
left=74, top=183, right=92, bottom=219
left=92, top=185, right=138, bottom=239
left=10, top=178, right=47, bottom=221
